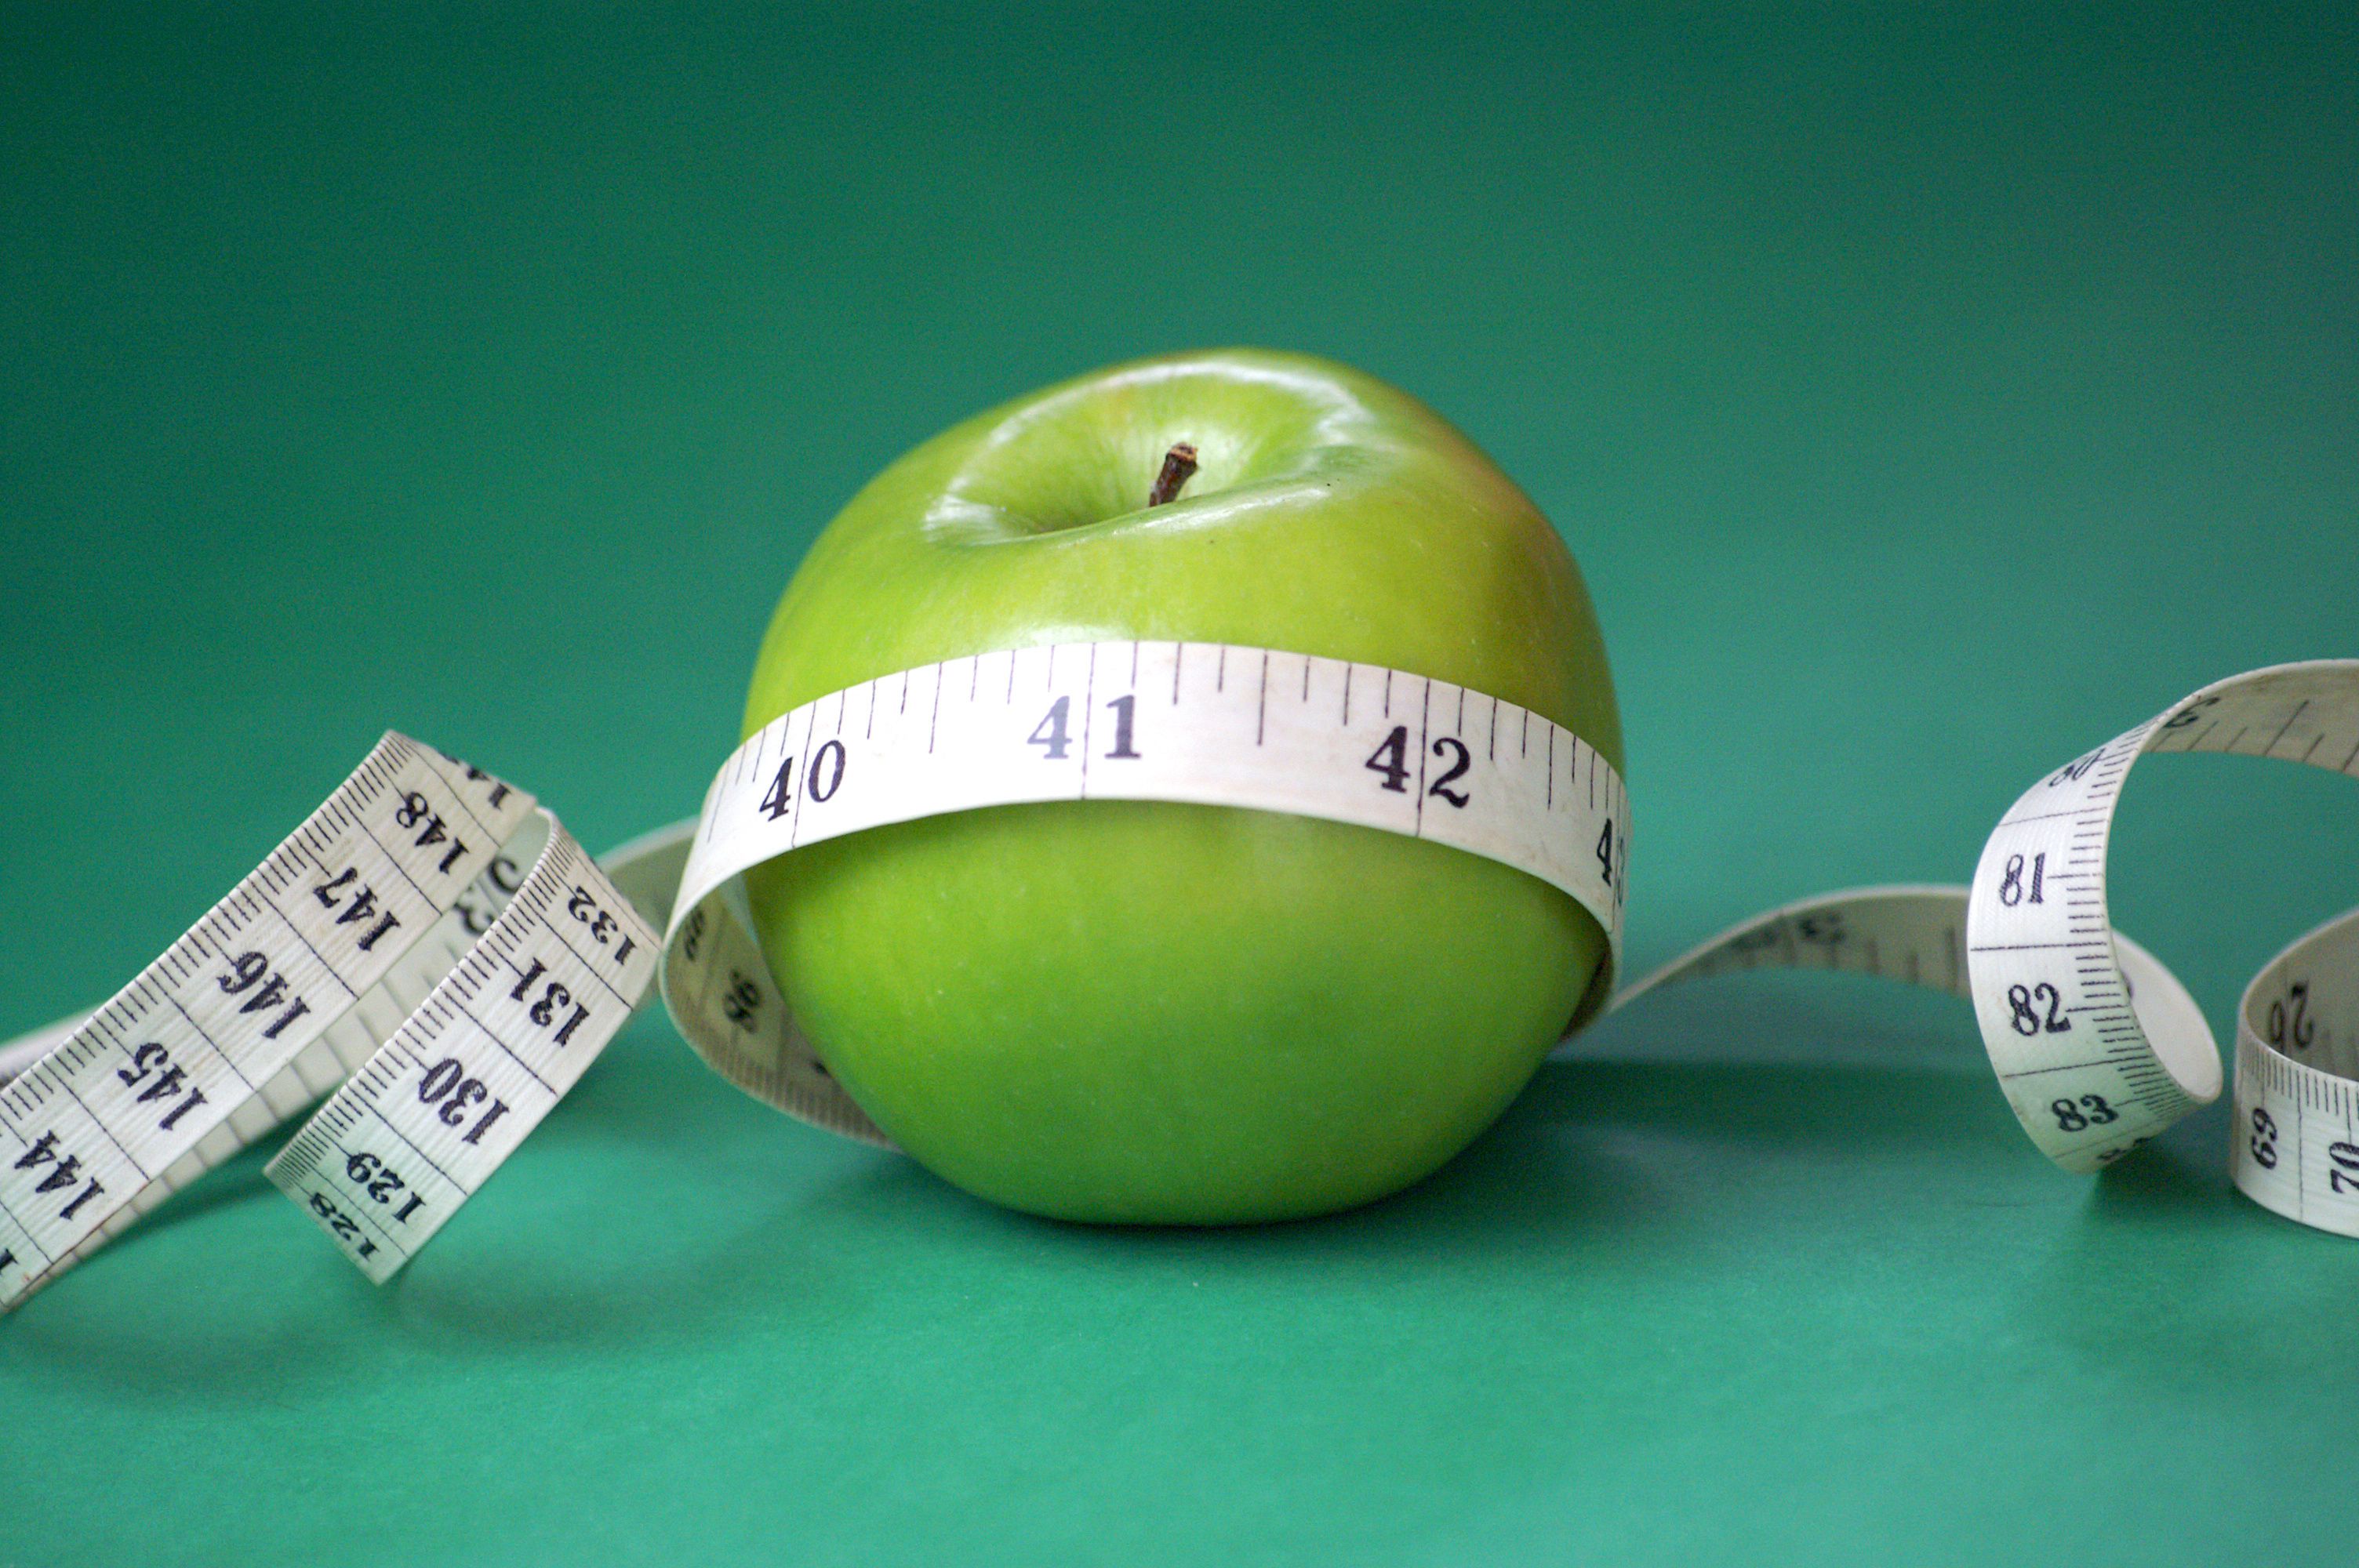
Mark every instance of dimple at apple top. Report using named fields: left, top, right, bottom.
left=4, top=7, right=2356, bottom=1567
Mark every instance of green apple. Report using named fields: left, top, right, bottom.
left=743, top=348, right=1621, bottom=1223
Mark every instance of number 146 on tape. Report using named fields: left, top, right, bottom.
left=0, top=735, right=657, bottom=1306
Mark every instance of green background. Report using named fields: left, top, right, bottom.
left=3, top=5, right=2355, bottom=1563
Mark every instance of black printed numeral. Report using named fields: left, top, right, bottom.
left=761, top=739, right=849, bottom=818
left=1427, top=738, right=1471, bottom=808
left=312, top=866, right=402, bottom=951
left=2267, top=982, right=2317, bottom=1052
left=507, top=959, right=590, bottom=1045
left=722, top=971, right=761, bottom=1031
left=2048, top=752, right=2102, bottom=787
left=307, top=1191, right=379, bottom=1258
left=1030, top=696, right=1073, bottom=759
left=2328, top=1142, right=2359, bottom=1196
left=1996, top=851, right=2045, bottom=906
left=11, top=1131, right=106, bottom=1221
left=343, top=1150, right=427, bottom=1221
left=1103, top=694, right=1141, bottom=759
left=416, top=1057, right=514, bottom=1145
left=760, top=756, right=796, bottom=820
left=2049, top=1094, right=2118, bottom=1133
left=114, top=1042, right=209, bottom=1131
left=216, top=951, right=313, bottom=1039
left=567, top=884, right=636, bottom=967
left=1365, top=725, right=1411, bottom=793
left=2007, top=982, right=2071, bottom=1036
left=393, top=790, right=471, bottom=874
left=809, top=739, right=846, bottom=801
left=2249, top=1107, right=2279, bottom=1169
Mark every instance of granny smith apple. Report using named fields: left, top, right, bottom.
left=743, top=348, right=1621, bottom=1223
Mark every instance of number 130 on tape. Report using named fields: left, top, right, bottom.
left=0, top=735, right=657, bottom=1307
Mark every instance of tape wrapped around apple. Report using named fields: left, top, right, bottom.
left=743, top=348, right=1621, bottom=1223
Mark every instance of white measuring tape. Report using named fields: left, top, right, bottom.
left=6, top=646, right=2357, bottom=1312
left=0, top=736, right=657, bottom=1308
left=1608, top=659, right=2359, bottom=1232
left=656, top=640, right=1629, bottom=1145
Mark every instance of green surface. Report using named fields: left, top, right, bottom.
left=2, top=5, right=2354, bottom=1564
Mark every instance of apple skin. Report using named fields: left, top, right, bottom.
left=743, top=348, right=1621, bottom=1223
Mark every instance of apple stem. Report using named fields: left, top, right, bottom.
left=1147, top=443, right=1199, bottom=507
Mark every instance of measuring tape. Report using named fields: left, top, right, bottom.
left=6, top=647, right=2357, bottom=1312
left=0, top=736, right=656, bottom=1308
left=656, top=640, right=1628, bottom=1145
left=1607, top=659, right=2359, bottom=1232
